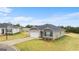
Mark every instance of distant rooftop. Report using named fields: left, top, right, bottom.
left=0, top=23, right=20, bottom=28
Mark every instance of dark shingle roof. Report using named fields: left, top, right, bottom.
left=31, top=24, right=64, bottom=31
left=0, top=23, right=20, bottom=28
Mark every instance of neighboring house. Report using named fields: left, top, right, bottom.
left=29, top=24, right=65, bottom=40
left=0, top=23, right=21, bottom=35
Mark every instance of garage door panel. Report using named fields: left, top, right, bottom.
left=30, top=31, right=40, bottom=38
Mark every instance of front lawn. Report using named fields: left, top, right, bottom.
left=15, top=33, right=79, bottom=51
left=0, top=31, right=29, bottom=42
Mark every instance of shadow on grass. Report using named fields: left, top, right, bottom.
left=39, top=35, right=71, bottom=42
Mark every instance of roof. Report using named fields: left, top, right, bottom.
left=0, top=23, right=20, bottom=28
left=31, top=24, right=64, bottom=31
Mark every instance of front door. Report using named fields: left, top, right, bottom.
left=2, top=29, right=4, bottom=34
left=40, top=31, right=43, bottom=38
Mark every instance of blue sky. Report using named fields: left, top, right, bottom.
left=0, top=7, right=79, bottom=26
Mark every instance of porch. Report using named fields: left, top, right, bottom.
left=40, top=29, right=53, bottom=39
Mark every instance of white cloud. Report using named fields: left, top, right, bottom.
left=0, top=8, right=79, bottom=27
left=0, top=7, right=12, bottom=13
left=27, top=12, right=79, bottom=26
left=14, top=16, right=32, bottom=21
left=12, top=16, right=33, bottom=26
left=66, top=12, right=79, bottom=17
left=0, top=7, right=12, bottom=16
left=29, top=19, right=47, bottom=25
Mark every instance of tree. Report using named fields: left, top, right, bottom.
left=25, top=25, right=33, bottom=28
left=15, top=24, right=21, bottom=27
left=64, top=26, right=79, bottom=33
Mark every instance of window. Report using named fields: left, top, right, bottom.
left=45, top=30, right=52, bottom=36
left=6, top=29, right=12, bottom=32
left=46, top=31, right=50, bottom=36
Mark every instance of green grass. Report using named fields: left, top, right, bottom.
left=0, top=31, right=29, bottom=42
left=15, top=33, right=79, bottom=51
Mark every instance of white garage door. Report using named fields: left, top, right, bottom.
left=30, top=31, right=40, bottom=38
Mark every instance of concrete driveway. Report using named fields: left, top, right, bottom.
left=0, top=44, right=17, bottom=51
left=0, top=37, right=34, bottom=51
left=0, top=37, right=34, bottom=46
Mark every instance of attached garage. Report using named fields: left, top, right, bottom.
left=29, top=30, right=40, bottom=38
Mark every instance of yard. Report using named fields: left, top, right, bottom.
left=0, top=31, right=29, bottom=42
left=15, top=33, right=79, bottom=51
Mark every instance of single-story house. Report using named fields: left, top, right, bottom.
left=29, top=24, right=65, bottom=40
left=0, top=23, right=21, bottom=35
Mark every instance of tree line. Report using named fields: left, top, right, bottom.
left=25, top=25, right=79, bottom=33
left=60, top=26, right=79, bottom=33
left=15, top=24, right=79, bottom=33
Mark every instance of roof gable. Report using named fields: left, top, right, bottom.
left=31, top=24, right=64, bottom=31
